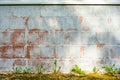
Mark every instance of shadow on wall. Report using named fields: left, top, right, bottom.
left=38, top=5, right=120, bottom=72
left=28, top=5, right=120, bottom=72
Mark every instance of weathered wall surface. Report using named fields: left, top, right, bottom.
left=0, top=5, right=120, bottom=73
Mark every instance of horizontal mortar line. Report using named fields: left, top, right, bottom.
left=0, top=58, right=103, bottom=61
left=0, top=4, right=120, bottom=6
left=0, top=44, right=119, bottom=47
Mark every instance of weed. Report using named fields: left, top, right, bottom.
left=53, top=59, right=61, bottom=74
left=102, top=64, right=116, bottom=74
left=23, top=67, right=32, bottom=73
left=71, top=65, right=86, bottom=76
left=12, top=66, right=22, bottom=73
left=36, top=65, right=43, bottom=74
left=115, top=68, right=120, bottom=74
left=93, top=67, right=99, bottom=73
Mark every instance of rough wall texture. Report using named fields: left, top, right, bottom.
left=0, top=5, right=120, bottom=73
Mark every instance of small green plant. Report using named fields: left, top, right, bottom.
left=53, top=59, right=61, bottom=73
left=102, top=64, right=116, bottom=74
left=12, top=66, right=23, bottom=73
left=115, top=68, right=120, bottom=74
left=71, top=65, right=86, bottom=76
left=93, top=67, right=99, bottom=73
left=36, top=65, right=43, bottom=74
left=23, top=67, right=32, bottom=73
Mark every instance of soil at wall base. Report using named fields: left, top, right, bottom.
left=0, top=73, right=120, bottom=80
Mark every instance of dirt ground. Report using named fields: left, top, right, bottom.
left=0, top=73, right=120, bottom=80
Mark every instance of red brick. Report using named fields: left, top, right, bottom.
left=10, top=29, right=25, bottom=45
left=26, top=45, right=54, bottom=59
left=0, top=45, right=25, bottom=58
left=13, top=59, right=26, bottom=66
left=27, top=29, right=48, bottom=45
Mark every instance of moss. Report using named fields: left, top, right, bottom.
left=87, top=73, right=119, bottom=80
left=0, top=73, right=120, bottom=80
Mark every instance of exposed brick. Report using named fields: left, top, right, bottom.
left=26, top=45, right=41, bottom=59
left=0, top=29, right=25, bottom=45
left=27, top=29, right=47, bottom=45
left=10, top=29, right=25, bottom=45
left=26, top=45, right=54, bottom=59
left=0, top=46, right=13, bottom=58
left=0, top=45, right=25, bottom=58
left=0, top=30, right=25, bottom=45
left=55, top=31, right=82, bottom=44
left=13, top=59, right=26, bottom=66
left=13, top=45, right=25, bottom=58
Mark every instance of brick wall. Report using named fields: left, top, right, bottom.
left=0, top=5, right=120, bottom=73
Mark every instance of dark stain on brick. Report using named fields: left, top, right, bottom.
left=24, top=17, right=29, bottom=27
left=117, top=56, right=120, bottom=59
left=66, top=28, right=78, bottom=31
left=10, top=29, right=25, bottom=45
left=65, top=33, right=70, bottom=40
left=29, top=29, right=41, bottom=33
left=26, top=46, right=34, bottom=58
left=97, top=43, right=104, bottom=49
left=29, top=29, right=40, bottom=43
left=28, top=29, right=48, bottom=44
left=13, top=45, right=24, bottom=51
left=83, top=26, right=90, bottom=32
left=40, top=16, right=43, bottom=18
left=28, top=59, right=45, bottom=67
left=13, top=59, right=26, bottom=66
left=78, top=16, right=84, bottom=23
left=110, top=49, right=115, bottom=58
left=8, top=15, right=25, bottom=19
left=55, top=29, right=63, bottom=32
left=40, top=54, right=53, bottom=59
left=108, top=17, right=112, bottom=24
left=69, top=59, right=74, bottom=64
left=2, top=30, right=8, bottom=36
left=52, top=18, right=57, bottom=24
left=2, top=31, right=9, bottom=45
left=44, top=30, right=49, bottom=34
left=53, top=48, right=57, bottom=58
left=0, top=46, right=10, bottom=55
left=0, top=45, right=25, bottom=58
left=80, top=46, right=85, bottom=53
